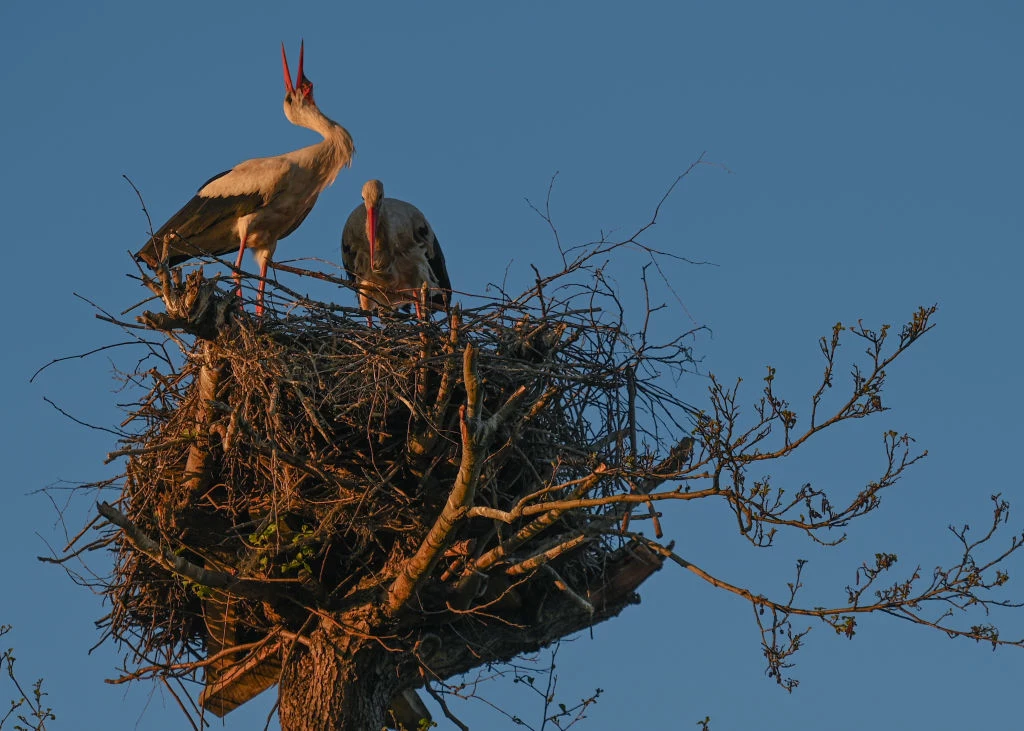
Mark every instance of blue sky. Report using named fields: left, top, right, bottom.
left=2, top=1, right=1023, bottom=729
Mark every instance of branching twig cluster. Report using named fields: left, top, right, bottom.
left=1, top=626, right=55, bottom=731
left=428, top=642, right=602, bottom=731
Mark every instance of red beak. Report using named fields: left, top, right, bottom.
left=281, top=41, right=306, bottom=95
left=282, top=43, right=294, bottom=94
left=366, top=204, right=378, bottom=270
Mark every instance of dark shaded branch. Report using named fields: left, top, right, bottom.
left=97, top=502, right=274, bottom=601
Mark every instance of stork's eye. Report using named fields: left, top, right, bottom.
left=416, top=226, right=429, bottom=238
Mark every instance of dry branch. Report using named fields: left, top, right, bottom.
left=97, top=502, right=274, bottom=601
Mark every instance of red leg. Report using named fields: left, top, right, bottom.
left=359, top=289, right=374, bottom=327
left=256, top=260, right=268, bottom=317
left=234, top=237, right=247, bottom=299
left=416, top=284, right=428, bottom=320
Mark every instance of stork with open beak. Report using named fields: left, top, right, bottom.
left=135, top=42, right=355, bottom=316
left=341, top=180, right=452, bottom=324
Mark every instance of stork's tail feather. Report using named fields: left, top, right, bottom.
left=134, top=240, right=160, bottom=269
left=134, top=234, right=205, bottom=269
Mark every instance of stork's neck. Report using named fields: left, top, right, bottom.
left=291, top=105, right=355, bottom=190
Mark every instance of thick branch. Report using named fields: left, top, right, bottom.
left=387, top=345, right=487, bottom=615
left=182, top=343, right=223, bottom=498
left=465, top=484, right=717, bottom=524
left=97, top=502, right=273, bottom=601
left=468, top=467, right=608, bottom=575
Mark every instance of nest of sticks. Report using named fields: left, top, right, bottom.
left=93, top=249, right=699, bottom=698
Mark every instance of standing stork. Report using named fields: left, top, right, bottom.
left=135, top=42, right=355, bottom=316
left=341, top=179, right=452, bottom=323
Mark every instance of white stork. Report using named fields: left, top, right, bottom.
left=341, top=179, right=452, bottom=324
left=136, top=42, right=355, bottom=316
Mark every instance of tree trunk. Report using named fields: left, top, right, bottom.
left=278, top=625, right=400, bottom=731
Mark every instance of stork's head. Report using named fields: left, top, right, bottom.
left=362, top=179, right=385, bottom=271
left=282, top=41, right=315, bottom=110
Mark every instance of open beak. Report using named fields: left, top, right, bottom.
left=281, top=41, right=308, bottom=98
left=366, top=204, right=378, bottom=270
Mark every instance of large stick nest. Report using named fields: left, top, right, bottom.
left=103, top=249, right=700, bottom=681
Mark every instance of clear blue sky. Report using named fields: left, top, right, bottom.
left=2, top=2, right=1023, bottom=729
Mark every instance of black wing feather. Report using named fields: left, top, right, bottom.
left=414, top=224, right=452, bottom=307
left=427, top=235, right=452, bottom=306
left=280, top=198, right=317, bottom=241
left=135, top=170, right=264, bottom=268
left=340, top=203, right=367, bottom=282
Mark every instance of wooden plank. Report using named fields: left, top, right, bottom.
left=199, top=641, right=282, bottom=717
